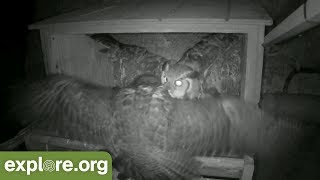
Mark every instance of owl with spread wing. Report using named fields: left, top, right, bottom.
left=1, top=64, right=319, bottom=180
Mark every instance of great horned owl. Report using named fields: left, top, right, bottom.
left=160, top=61, right=204, bottom=99
left=160, top=61, right=221, bottom=99
left=2, top=74, right=320, bottom=180
left=1, top=74, right=229, bottom=180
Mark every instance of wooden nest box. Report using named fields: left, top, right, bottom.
left=28, top=1, right=271, bottom=178
left=29, top=0, right=272, bottom=104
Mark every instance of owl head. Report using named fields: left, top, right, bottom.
left=161, top=61, right=203, bottom=99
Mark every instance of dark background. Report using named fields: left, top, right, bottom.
left=1, top=1, right=34, bottom=86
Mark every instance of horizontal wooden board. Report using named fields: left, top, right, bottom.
left=25, top=132, right=251, bottom=179
left=196, top=156, right=244, bottom=178
left=265, top=0, right=320, bottom=45
left=306, top=0, right=320, bottom=22
left=29, top=0, right=272, bottom=33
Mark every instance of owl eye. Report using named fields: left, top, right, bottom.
left=175, top=80, right=183, bottom=86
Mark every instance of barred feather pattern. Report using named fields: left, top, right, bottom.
left=3, top=75, right=231, bottom=179
left=111, top=85, right=232, bottom=179
left=2, top=75, right=320, bottom=180
left=6, top=75, right=116, bottom=149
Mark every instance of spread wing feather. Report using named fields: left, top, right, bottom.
left=1, top=75, right=319, bottom=180
left=111, top=86, right=230, bottom=179
left=2, top=75, right=230, bottom=179
left=3, top=75, right=116, bottom=149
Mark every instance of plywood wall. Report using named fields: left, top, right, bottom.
left=41, top=33, right=114, bottom=86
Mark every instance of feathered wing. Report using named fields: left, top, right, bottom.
left=1, top=75, right=117, bottom=152
left=111, top=86, right=196, bottom=180
left=1, top=75, right=230, bottom=179
left=116, top=94, right=320, bottom=180
left=219, top=97, right=320, bottom=180
left=111, top=86, right=235, bottom=180
left=2, top=75, right=319, bottom=180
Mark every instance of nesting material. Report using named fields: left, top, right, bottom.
left=92, top=33, right=244, bottom=95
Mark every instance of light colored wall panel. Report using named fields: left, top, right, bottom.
left=241, top=26, right=265, bottom=103
left=40, top=32, right=114, bottom=86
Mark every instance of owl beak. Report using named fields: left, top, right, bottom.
left=162, top=82, right=170, bottom=90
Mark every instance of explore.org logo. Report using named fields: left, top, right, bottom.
left=4, top=156, right=108, bottom=175
left=0, top=152, right=112, bottom=180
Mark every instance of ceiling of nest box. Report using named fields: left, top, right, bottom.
left=29, top=0, right=272, bottom=34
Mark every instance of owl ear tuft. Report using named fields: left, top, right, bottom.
left=161, top=61, right=171, bottom=72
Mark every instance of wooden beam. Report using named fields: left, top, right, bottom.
left=196, top=156, right=244, bottom=178
left=264, top=0, right=320, bottom=45
left=39, top=30, right=54, bottom=74
left=306, top=0, right=320, bottom=22
left=32, top=21, right=267, bottom=34
left=41, top=33, right=115, bottom=86
left=240, top=156, right=254, bottom=180
left=25, top=133, right=107, bottom=151
left=29, top=0, right=272, bottom=31
left=241, top=26, right=265, bottom=104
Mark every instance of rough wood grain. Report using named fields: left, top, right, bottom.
left=29, top=0, right=272, bottom=32
left=41, top=34, right=114, bottom=86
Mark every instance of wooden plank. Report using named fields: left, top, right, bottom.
left=241, top=26, right=265, bottom=104
left=306, top=0, right=320, bottom=22
left=30, top=19, right=272, bottom=33
left=30, top=4, right=115, bottom=27
left=264, top=2, right=320, bottom=45
left=47, top=34, right=114, bottom=86
left=196, top=156, right=244, bottom=178
left=25, top=133, right=106, bottom=151
left=240, top=156, right=254, bottom=180
left=29, top=0, right=272, bottom=31
left=32, top=22, right=266, bottom=34
left=39, top=30, right=54, bottom=74
left=230, top=0, right=271, bottom=21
